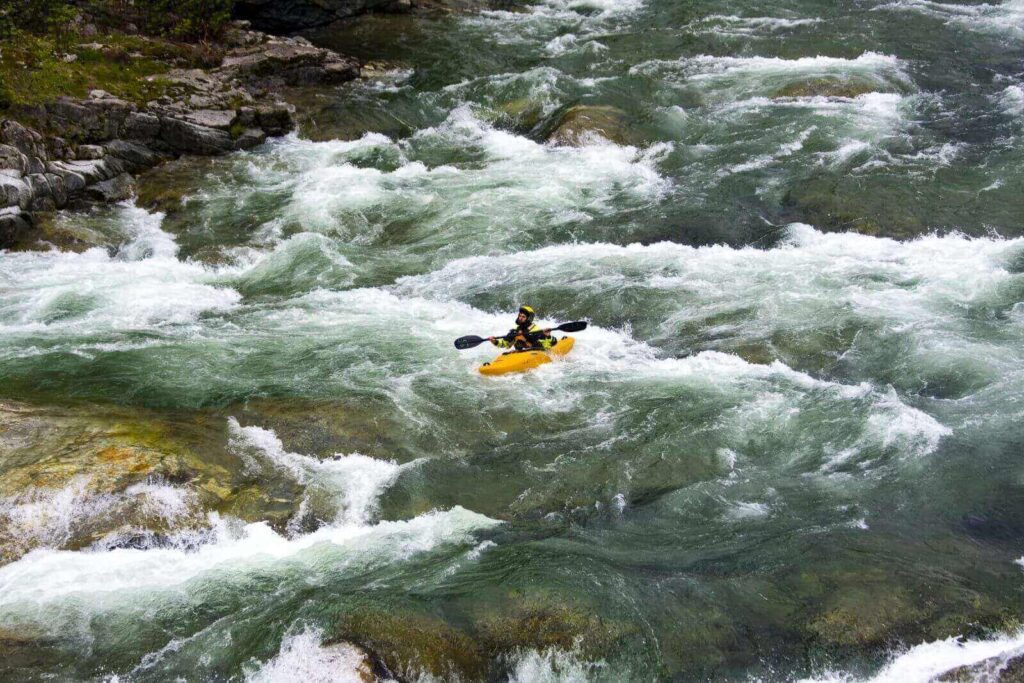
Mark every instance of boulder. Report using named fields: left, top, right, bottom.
left=122, top=112, right=161, bottom=140
left=77, top=144, right=105, bottom=160
left=46, top=136, right=73, bottom=160
left=24, top=155, right=46, bottom=175
left=104, top=139, right=165, bottom=169
left=546, top=105, right=629, bottom=147
left=234, top=127, right=268, bottom=150
left=61, top=159, right=114, bottom=184
left=159, top=117, right=234, bottom=154
left=45, top=163, right=87, bottom=194
left=0, top=175, right=32, bottom=209
left=255, top=102, right=295, bottom=136
left=0, top=120, right=46, bottom=158
left=0, top=144, right=27, bottom=173
left=45, top=98, right=102, bottom=140
left=44, top=173, right=68, bottom=207
left=772, top=78, right=880, bottom=99
left=183, top=109, right=237, bottom=130
left=0, top=207, right=31, bottom=247
left=86, top=172, right=136, bottom=203
left=25, top=173, right=51, bottom=200
left=222, top=42, right=326, bottom=75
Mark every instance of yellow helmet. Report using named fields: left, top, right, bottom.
left=518, top=305, right=536, bottom=325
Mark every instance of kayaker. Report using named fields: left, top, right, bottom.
left=488, top=305, right=556, bottom=351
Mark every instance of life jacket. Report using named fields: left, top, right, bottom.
left=509, top=323, right=555, bottom=351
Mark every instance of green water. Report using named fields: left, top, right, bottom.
left=2, top=0, right=1024, bottom=680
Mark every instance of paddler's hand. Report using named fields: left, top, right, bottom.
left=487, top=336, right=496, bottom=343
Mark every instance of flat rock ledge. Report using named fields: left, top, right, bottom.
left=0, top=23, right=360, bottom=248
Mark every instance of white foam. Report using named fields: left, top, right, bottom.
left=805, top=631, right=1024, bottom=683
left=0, top=477, right=200, bottom=560
left=246, top=627, right=376, bottom=683
left=226, top=108, right=668, bottom=256
left=0, top=506, right=498, bottom=607
left=0, top=205, right=241, bottom=340
left=726, top=501, right=770, bottom=520
left=875, top=0, right=1024, bottom=39
left=632, top=52, right=909, bottom=94
left=507, top=647, right=609, bottom=682
left=688, top=14, right=822, bottom=37
left=228, top=418, right=410, bottom=526
left=998, top=84, right=1024, bottom=115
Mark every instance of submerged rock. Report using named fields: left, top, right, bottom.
left=938, top=651, right=1024, bottom=682
left=0, top=400, right=305, bottom=564
left=334, top=609, right=486, bottom=680
left=546, top=105, right=630, bottom=147
left=772, top=77, right=882, bottom=99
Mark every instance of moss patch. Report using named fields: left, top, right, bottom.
left=0, top=31, right=222, bottom=112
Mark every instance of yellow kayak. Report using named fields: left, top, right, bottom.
left=479, top=337, right=575, bottom=376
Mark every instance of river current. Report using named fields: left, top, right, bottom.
left=1, top=0, right=1024, bottom=680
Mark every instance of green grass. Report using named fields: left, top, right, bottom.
left=0, top=31, right=223, bottom=112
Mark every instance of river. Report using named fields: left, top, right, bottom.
left=1, top=0, right=1024, bottom=680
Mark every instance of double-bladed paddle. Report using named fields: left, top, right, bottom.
left=454, top=321, right=588, bottom=350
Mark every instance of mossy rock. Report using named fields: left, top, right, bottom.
left=546, top=105, right=630, bottom=147
left=772, top=77, right=881, bottom=100
left=334, top=609, right=486, bottom=680
left=782, top=181, right=927, bottom=240
left=808, top=589, right=926, bottom=648
left=476, top=599, right=636, bottom=658
left=496, top=97, right=546, bottom=131
left=0, top=400, right=304, bottom=563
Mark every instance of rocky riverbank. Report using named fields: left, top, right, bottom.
left=0, top=22, right=361, bottom=249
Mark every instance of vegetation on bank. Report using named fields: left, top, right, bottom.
left=0, top=0, right=233, bottom=111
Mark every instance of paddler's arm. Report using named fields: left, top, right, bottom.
left=491, top=332, right=515, bottom=348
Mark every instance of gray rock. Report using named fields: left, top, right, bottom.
left=234, top=128, right=268, bottom=150
left=159, top=117, right=234, bottom=154
left=30, top=195, right=56, bottom=211
left=237, top=107, right=258, bottom=127
left=0, top=175, right=32, bottom=209
left=0, top=207, right=31, bottom=248
left=255, top=102, right=295, bottom=136
left=104, top=140, right=164, bottom=169
left=44, top=173, right=68, bottom=207
left=47, top=136, right=73, bottom=160
left=86, top=173, right=136, bottom=203
left=223, top=42, right=325, bottom=73
left=26, top=174, right=51, bottom=199
left=102, top=156, right=128, bottom=177
left=62, top=159, right=113, bottom=184
left=0, top=121, right=46, bottom=159
left=46, top=163, right=88, bottom=194
left=122, top=112, right=161, bottom=140
left=0, top=145, right=27, bottom=173
left=46, top=99, right=101, bottom=140
left=25, top=156, right=46, bottom=175
left=77, top=144, right=105, bottom=160
left=160, top=68, right=221, bottom=93
left=184, top=110, right=237, bottom=130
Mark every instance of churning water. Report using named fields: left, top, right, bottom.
left=2, top=0, right=1024, bottom=679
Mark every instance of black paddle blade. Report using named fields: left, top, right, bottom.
left=556, top=321, right=588, bottom=333
left=454, top=335, right=486, bottom=350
